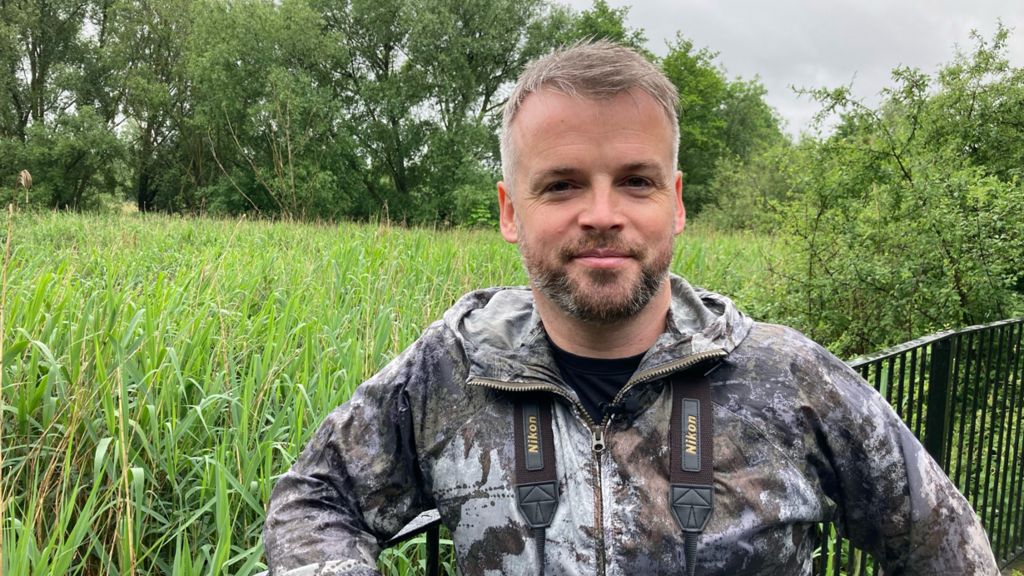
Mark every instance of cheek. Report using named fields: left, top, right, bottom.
left=635, top=211, right=678, bottom=237
left=522, top=211, right=573, bottom=240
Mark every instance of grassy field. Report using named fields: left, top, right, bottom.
left=0, top=211, right=779, bottom=575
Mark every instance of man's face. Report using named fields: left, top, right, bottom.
left=498, top=89, right=685, bottom=324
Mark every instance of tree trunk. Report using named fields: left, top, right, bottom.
left=136, top=124, right=158, bottom=211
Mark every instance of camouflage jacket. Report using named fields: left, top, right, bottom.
left=264, top=276, right=998, bottom=575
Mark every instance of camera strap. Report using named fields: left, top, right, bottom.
left=670, top=373, right=715, bottom=576
left=513, top=398, right=559, bottom=576
left=512, top=372, right=715, bottom=576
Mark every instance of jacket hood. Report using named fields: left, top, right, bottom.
left=443, top=274, right=754, bottom=386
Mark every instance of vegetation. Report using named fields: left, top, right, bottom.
left=4, top=0, right=1016, bottom=357
left=767, top=27, right=1023, bottom=357
left=2, top=0, right=1022, bottom=572
left=0, top=0, right=781, bottom=224
left=0, top=211, right=778, bottom=574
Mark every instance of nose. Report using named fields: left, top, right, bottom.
left=577, top=181, right=625, bottom=231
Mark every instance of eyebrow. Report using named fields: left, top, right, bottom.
left=529, top=162, right=666, bottom=190
left=529, top=167, right=579, bottom=191
left=621, top=161, right=661, bottom=172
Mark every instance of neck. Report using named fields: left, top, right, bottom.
left=535, top=282, right=672, bottom=359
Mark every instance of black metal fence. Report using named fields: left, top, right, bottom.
left=821, top=318, right=1024, bottom=574
left=341, top=318, right=1024, bottom=575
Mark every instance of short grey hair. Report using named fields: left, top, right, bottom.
left=499, top=40, right=680, bottom=189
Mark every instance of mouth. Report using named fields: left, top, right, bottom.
left=569, top=247, right=635, bottom=269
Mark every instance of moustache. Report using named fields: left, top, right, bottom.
left=558, top=234, right=643, bottom=262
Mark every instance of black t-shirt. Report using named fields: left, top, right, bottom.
left=548, top=339, right=645, bottom=424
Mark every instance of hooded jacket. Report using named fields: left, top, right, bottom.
left=264, top=276, right=998, bottom=575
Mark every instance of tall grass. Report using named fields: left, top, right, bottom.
left=0, top=212, right=778, bottom=574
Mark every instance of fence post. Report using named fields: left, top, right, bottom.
left=426, top=521, right=440, bottom=576
left=924, top=336, right=955, bottom=467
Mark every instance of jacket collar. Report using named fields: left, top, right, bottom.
left=445, top=274, right=753, bottom=386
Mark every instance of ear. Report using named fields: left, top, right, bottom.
left=498, top=181, right=519, bottom=243
left=673, top=170, right=686, bottom=234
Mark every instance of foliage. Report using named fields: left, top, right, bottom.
left=184, top=0, right=365, bottom=219
left=305, top=0, right=567, bottom=224
left=0, top=0, right=127, bottom=209
left=699, top=141, right=794, bottom=231
left=0, top=0, right=783, bottom=225
left=0, top=109, right=125, bottom=210
left=103, top=0, right=194, bottom=212
left=0, top=0, right=93, bottom=139
left=661, top=35, right=785, bottom=214
left=0, top=211, right=780, bottom=574
left=766, top=26, right=1024, bottom=357
left=564, top=0, right=648, bottom=54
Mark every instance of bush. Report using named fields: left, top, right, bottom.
left=766, top=27, right=1024, bottom=357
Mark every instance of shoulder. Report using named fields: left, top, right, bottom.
left=715, top=322, right=882, bottom=430
left=361, top=285, right=538, bottom=399
left=730, top=322, right=860, bottom=385
left=373, top=286, right=534, bottom=379
left=442, top=285, right=535, bottom=340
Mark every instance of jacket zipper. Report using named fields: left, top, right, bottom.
left=607, top=348, right=728, bottom=420
left=467, top=377, right=609, bottom=574
left=465, top=347, right=726, bottom=575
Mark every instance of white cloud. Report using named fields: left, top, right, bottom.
left=561, top=0, right=1024, bottom=138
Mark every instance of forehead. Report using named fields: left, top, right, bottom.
left=509, top=89, right=675, bottom=177
left=513, top=87, right=670, bottom=131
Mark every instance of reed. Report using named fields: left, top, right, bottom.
left=0, top=212, right=778, bottom=574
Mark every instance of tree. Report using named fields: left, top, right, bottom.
left=769, top=26, right=1024, bottom=356
left=661, top=35, right=727, bottom=214
left=408, top=0, right=565, bottom=222
left=565, top=0, right=647, bottom=54
left=185, top=0, right=365, bottom=218
left=662, top=34, right=784, bottom=215
left=97, top=0, right=194, bottom=211
left=0, top=0, right=92, bottom=139
left=0, top=0, right=126, bottom=209
left=310, top=0, right=565, bottom=224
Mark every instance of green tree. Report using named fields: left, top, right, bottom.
left=186, top=0, right=365, bottom=218
left=0, top=0, right=92, bottom=138
left=662, top=35, right=727, bottom=214
left=0, top=0, right=126, bottom=209
left=662, top=34, right=784, bottom=215
left=770, top=26, right=1024, bottom=356
left=408, top=0, right=564, bottom=223
left=311, top=0, right=565, bottom=224
left=566, top=0, right=647, bottom=54
left=922, top=26, right=1024, bottom=182
left=0, top=108, right=124, bottom=209
left=701, top=141, right=794, bottom=231
left=98, top=0, right=194, bottom=211
left=720, top=78, right=784, bottom=161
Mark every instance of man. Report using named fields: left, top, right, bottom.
left=265, top=42, right=998, bottom=575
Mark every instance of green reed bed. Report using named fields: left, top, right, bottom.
left=0, top=211, right=777, bottom=575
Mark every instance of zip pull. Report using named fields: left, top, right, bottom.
left=591, top=427, right=606, bottom=453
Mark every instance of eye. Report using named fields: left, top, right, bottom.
left=621, top=176, right=654, bottom=190
left=542, top=180, right=577, bottom=194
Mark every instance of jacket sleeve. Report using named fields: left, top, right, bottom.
left=264, top=330, right=445, bottom=576
left=804, top=339, right=999, bottom=575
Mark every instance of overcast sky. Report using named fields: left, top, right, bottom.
left=561, top=0, right=1024, bottom=138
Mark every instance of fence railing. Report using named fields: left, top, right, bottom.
left=323, top=318, right=1024, bottom=575
left=822, top=317, right=1024, bottom=574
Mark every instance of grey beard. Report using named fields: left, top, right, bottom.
left=517, top=227, right=673, bottom=324
left=531, top=264, right=668, bottom=324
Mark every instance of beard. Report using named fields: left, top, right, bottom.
left=518, top=229, right=672, bottom=324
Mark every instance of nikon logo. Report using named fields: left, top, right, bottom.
left=682, top=399, right=701, bottom=472
left=522, top=403, right=544, bottom=471
left=527, top=415, right=540, bottom=454
left=685, top=414, right=698, bottom=455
